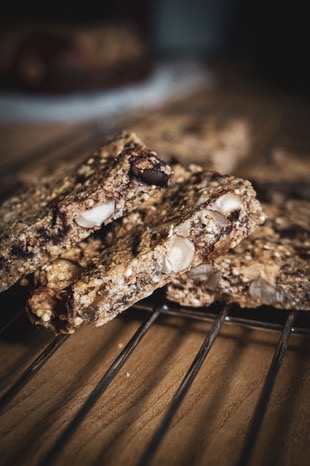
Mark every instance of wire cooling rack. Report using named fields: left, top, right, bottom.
left=0, top=300, right=309, bottom=466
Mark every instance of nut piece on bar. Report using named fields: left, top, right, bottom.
left=0, top=132, right=173, bottom=292
left=167, top=200, right=310, bottom=310
left=130, top=111, right=251, bottom=174
left=28, top=164, right=265, bottom=334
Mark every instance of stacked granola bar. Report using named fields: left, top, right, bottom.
left=1, top=124, right=308, bottom=335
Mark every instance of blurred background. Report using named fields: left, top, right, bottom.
left=0, top=0, right=309, bottom=97
left=0, top=0, right=309, bottom=183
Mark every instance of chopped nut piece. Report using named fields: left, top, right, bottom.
left=212, top=193, right=242, bottom=216
left=75, top=200, right=115, bottom=228
left=249, top=278, right=280, bottom=305
left=189, top=264, right=215, bottom=279
left=208, top=210, right=230, bottom=227
left=174, top=220, right=192, bottom=237
left=163, top=237, right=195, bottom=273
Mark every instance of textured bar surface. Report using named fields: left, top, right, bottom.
left=0, top=132, right=173, bottom=291
left=28, top=164, right=264, bottom=333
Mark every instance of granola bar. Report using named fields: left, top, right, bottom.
left=237, top=147, right=310, bottom=202
left=0, top=132, right=173, bottom=291
left=28, top=164, right=264, bottom=333
left=167, top=200, right=310, bottom=310
left=130, top=111, right=250, bottom=173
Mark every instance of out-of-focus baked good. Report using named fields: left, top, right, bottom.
left=0, top=21, right=149, bottom=92
left=130, top=110, right=250, bottom=174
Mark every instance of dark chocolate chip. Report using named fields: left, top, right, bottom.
left=210, top=172, right=226, bottom=182
left=131, top=230, right=143, bottom=256
left=60, top=287, right=74, bottom=319
left=82, top=305, right=99, bottom=322
left=10, top=245, right=34, bottom=258
left=38, top=228, right=51, bottom=240
left=50, top=315, right=70, bottom=334
left=129, top=152, right=170, bottom=187
left=75, top=173, right=87, bottom=184
left=38, top=210, right=70, bottom=244
left=228, top=209, right=240, bottom=222
left=51, top=206, right=58, bottom=227
left=223, top=224, right=233, bottom=236
left=135, top=168, right=170, bottom=187
left=151, top=231, right=161, bottom=242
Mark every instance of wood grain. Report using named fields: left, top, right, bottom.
left=0, top=310, right=309, bottom=466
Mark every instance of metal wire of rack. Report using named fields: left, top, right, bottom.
left=0, top=301, right=308, bottom=466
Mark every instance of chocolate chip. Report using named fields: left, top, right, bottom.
left=151, top=231, right=161, bottom=242
left=82, top=305, right=99, bottom=322
left=135, top=168, right=170, bottom=186
left=75, top=173, right=87, bottom=184
left=131, top=230, right=143, bottom=256
left=38, top=210, right=70, bottom=244
left=228, top=209, right=240, bottom=222
left=129, top=152, right=170, bottom=187
left=10, top=245, right=34, bottom=258
left=210, top=172, right=225, bottom=182
left=60, top=287, right=74, bottom=318
left=223, top=224, right=233, bottom=236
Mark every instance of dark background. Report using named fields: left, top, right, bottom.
left=0, top=0, right=309, bottom=93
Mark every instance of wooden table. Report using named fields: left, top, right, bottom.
left=0, top=68, right=309, bottom=466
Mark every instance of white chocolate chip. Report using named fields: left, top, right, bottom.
left=212, top=193, right=242, bottom=216
left=163, top=237, right=195, bottom=273
left=75, top=200, right=115, bottom=228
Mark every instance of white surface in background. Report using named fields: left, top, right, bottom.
left=0, top=61, right=213, bottom=123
